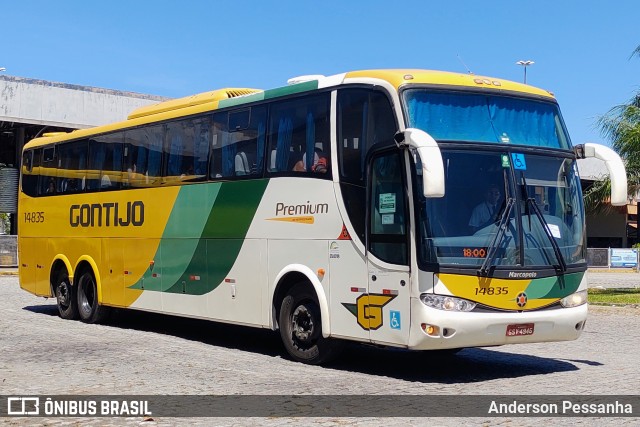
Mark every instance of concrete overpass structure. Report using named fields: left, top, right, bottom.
left=0, top=74, right=167, bottom=167
left=0, top=74, right=168, bottom=233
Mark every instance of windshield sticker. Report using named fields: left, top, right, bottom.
left=379, top=193, right=396, bottom=214
left=511, top=153, right=527, bottom=170
left=501, top=154, right=511, bottom=168
left=382, top=214, right=394, bottom=225
left=548, top=223, right=561, bottom=238
left=500, top=133, right=510, bottom=143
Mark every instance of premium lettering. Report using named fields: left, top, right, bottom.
left=275, top=201, right=328, bottom=216
left=70, top=201, right=144, bottom=227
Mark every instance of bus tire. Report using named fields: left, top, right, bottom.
left=278, top=283, right=342, bottom=365
left=76, top=269, right=109, bottom=324
left=54, top=270, right=78, bottom=320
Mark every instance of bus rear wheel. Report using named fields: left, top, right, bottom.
left=54, top=271, right=78, bottom=320
left=279, top=284, right=341, bottom=365
left=76, top=270, right=109, bottom=324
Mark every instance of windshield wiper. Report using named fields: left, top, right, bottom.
left=519, top=172, right=567, bottom=272
left=527, top=198, right=567, bottom=272
left=478, top=197, right=515, bottom=276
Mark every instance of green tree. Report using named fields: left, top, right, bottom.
left=584, top=46, right=640, bottom=212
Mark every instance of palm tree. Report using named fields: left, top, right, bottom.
left=584, top=45, right=640, bottom=212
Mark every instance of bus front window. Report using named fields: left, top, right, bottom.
left=415, top=150, right=586, bottom=270
left=403, top=89, right=571, bottom=149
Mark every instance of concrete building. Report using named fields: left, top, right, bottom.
left=578, top=157, right=637, bottom=248
left=0, top=74, right=168, bottom=233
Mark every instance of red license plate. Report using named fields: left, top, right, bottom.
left=506, top=323, right=535, bottom=337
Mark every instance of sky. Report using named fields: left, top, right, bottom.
left=2, top=0, right=639, bottom=146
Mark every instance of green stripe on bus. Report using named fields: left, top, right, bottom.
left=130, top=179, right=269, bottom=295
left=523, top=272, right=583, bottom=299
left=163, top=179, right=268, bottom=294
left=262, top=80, right=319, bottom=100
left=216, top=80, right=319, bottom=110
left=217, top=92, right=265, bottom=109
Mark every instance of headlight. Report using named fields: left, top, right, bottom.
left=420, top=294, right=476, bottom=312
left=560, top=290, right=588, bottom=308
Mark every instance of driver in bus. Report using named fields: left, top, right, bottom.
left=469, top=184, right=502, bottom=232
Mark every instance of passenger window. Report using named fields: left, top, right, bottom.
left=211, top=106, right=266, bottom=179
left=338, top=89, right=397, bottom=184
left=337, top=89, right=397, bottom=242
left=56, top=140, right=88, bottom=194
left=124, top=126, right=164, bottom=187
left=368, top=150, right=408, bottom=265
left=39, top=146, right=57, bottom=195
left=87, top=133, right=123, bottom=191
left=164, top=117, right=210, bottom=183
left=267, top=94, right=330, bottom=177
left=21, top=150, right=39, bottom=197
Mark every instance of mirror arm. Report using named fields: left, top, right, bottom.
left=577, top=143, right=628, bottom=206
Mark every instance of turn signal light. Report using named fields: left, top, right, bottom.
left=421, top=323, right=440, bottom=337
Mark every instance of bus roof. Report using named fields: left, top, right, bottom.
left=23, top=69, right=556, bottom=150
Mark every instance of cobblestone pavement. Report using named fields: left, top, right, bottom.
left=587, top=270, right=640, bottom=289
left=0, top=275, right=638, bottom=426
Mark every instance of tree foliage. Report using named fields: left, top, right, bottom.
left=584, top=45, right=640, bottom=213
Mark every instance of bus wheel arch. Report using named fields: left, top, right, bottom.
left=74, top=261, right=109, bottom=324
left=272, top=266, right=342, bottom=365
left=272, top=266, right=330, bottom=336
left=50, top=258, right=77, bottom=320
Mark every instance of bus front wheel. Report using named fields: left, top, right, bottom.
left=76, top=270, right=109, bottom=324
left=279, top=284, right=341, bottom=365
left=54, top=271, right=78, bottom=320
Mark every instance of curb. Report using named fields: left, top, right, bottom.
left=0, top=270, right=18, bottom=276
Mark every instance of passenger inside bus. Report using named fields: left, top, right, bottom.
left=292, top=149, right=329, bottom=173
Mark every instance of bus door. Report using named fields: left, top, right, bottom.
left=366, top=149, right=411, bottom=346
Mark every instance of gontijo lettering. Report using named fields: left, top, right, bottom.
left=70, top=201, right=144, bottom=227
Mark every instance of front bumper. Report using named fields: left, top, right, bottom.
left=408, top=297, right=588, bottom=350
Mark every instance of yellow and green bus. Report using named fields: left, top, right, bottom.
left=18, top=69, right=627, bottom=364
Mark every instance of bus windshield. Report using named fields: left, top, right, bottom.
left=403, top=89, right=571, bottom=149
left=415, top=149, right=586, bottom=270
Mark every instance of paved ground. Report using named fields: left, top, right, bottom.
left=0, top=274, right=638, bottom=426
left=587, top=270, right=640, bottom=289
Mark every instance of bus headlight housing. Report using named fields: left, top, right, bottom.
left=420, top=294, right=476, bottom=312
left=560, top=290, right=588, bottom=308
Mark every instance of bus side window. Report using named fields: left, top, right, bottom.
left=164, top=117, right=209, bottom=182
left=230, top=106, right=266, bottom=177
left=193, top=117, right=211, bottom=178
left=267, top=94, right=330, bottom=176
left=211, top=106, right=267, bottom=179
left=337, top=88, right=397, bottom=242
left=210, top=113, right=223, bottom=179
left=338, top=89, right=397, bottom=185
left=39, top=146, right=57, bottom=196
left=21, top=149, right=39, bottom=197
left=124, top=126, right=163, bottom=187
left=56, top=140, right=88, bottom=194
left=87, top=133, right=123, bottom=191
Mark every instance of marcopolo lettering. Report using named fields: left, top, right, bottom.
left=70, top=201, right=144, bottom=227
left=508, top=271, right=538, bottom=279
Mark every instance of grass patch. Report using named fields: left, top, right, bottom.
left=588, top=288, right=640, bottom=305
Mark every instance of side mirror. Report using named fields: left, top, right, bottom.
left=575, top=143, right=628, bottom=206
left=395, top=128, right=445, bottom=198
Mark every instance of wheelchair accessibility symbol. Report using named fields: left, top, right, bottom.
left=390, top=310, right=401, bottom=330
left=511, top=153, right=527, bottom=170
